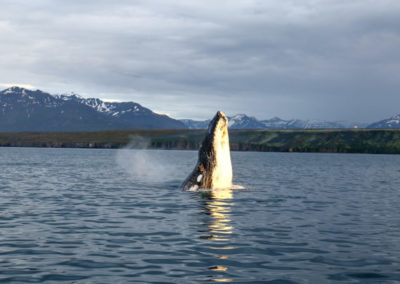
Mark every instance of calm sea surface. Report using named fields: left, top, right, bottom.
left=0, top=147, right=400, bottom=283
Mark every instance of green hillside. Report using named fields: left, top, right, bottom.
left=1, top=129, right=400, bottom=154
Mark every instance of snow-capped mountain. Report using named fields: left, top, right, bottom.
left=0, top=87, right=184, bottom=131
left=180, top=114, right=361, bottom=130
left=179, top=119, right=210, bottom=130
left=55, top=94, right=149, bottom=117
left=1, top=86, right=391, bottom=132
left=180, top=114, right=265, bottom=129
left=181, top=114, right=266, bottom=129
left=261, top=117, right=361, bottom=129
left=367, top=114, right=400, bottom=129
left=260, top=117, right=291, bottom=129
left=282, top=119, right=348, bottom=129
left=56, top=93, right=184, bottom=129
left=228, top=114, right=265, bottom=128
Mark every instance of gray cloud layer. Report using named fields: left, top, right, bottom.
left=1, top=0, right=399, bottom=121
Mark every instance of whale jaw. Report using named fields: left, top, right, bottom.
left=208, top=111, right=232, bottom=189
left=182, top=111, right=232, bottom=191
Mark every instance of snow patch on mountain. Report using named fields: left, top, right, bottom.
left=0, top=86, right=186, bottom=131
left=55, top=94, right=149, bottom=118
left=367, top=114, right=400, bottom=128
left=180, top=114, right=363, bottom=130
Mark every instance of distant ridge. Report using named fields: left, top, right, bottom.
left=1, top=86, right=397, bottom=132
left=180, top=114, right=365, bottom=130
left=367, top=114, right=400, bottom=129
left=0, top=87, right=185, bottom=131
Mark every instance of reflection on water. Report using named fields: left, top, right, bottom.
left=199, top=189, right=234, bottom=283
left=2, top=149, right=400, bottom=283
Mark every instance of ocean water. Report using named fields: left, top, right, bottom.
left=0, top=147, right=400, bottom=283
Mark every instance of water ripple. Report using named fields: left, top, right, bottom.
left=0, top=148, right=399, bottom=283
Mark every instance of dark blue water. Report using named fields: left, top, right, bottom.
left=0, top=147, right=400, bottom=283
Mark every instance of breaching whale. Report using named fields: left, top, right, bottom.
left=181, top=111, right=233, bottom=191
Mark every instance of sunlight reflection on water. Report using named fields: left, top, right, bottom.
left=0, top=148, right=400, bottom=283
left=199, top=189, right=235, bottom=282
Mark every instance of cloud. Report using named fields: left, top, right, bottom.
left=0, top=0, right=399, bottom=122
left=0, top=83, right=36, bottom=90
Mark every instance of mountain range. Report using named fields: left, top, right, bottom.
left=0, top=86, right=399, bottom=131
left=0, top=87, right=184, bottom=131
left=367, top=114, right=400, bottom=129
left=180, top=114, right=369, bottom=130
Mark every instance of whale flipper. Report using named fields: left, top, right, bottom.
left=181, top=111, right=232, bottom=191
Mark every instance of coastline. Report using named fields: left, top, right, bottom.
left=1, top=129, right=400, bottom=154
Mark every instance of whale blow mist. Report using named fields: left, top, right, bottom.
left=116, top=136, right=183, bottom=184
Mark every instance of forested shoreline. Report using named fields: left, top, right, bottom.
left=1, top=129, right=400, bottom=154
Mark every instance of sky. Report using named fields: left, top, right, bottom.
left=0, top=0, right=399, bottom=122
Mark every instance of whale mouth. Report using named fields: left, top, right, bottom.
left=208, top=111, right=228, bottom=134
